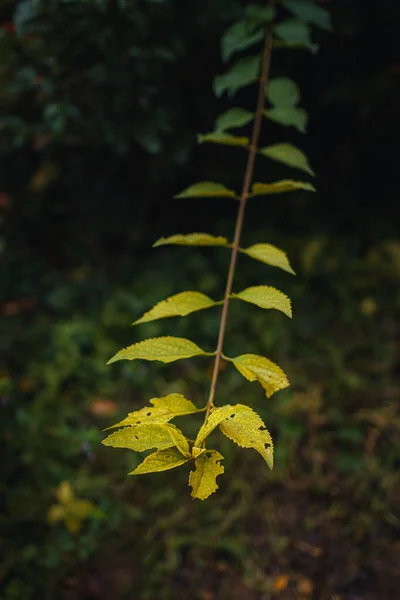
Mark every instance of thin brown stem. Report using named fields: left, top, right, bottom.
left=204, top=7, right=275, bottom=423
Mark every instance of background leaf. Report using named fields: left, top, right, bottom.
left=245, top=4, right=276, bottom=24
left=213, top=55, right=260, bottom=97
left=241, top=243, right=295, bottom=274
left=221, top=21, right=264, bottom=62
left=284, top=0, right=332, bottom=31
left=215, top=107, right=254, bottom=132
left=232, top=354, right=289, bottom=397
left=189, top=450, right=224, bottom=500
left=56, top=481, right=74, bottom=505
left=259, top=143, right=315, bottom=175
left=275, top=19, right=317, bottom=52
left=175, top=182, right=237, bottom=199
left=232, top=285, right=292, bottom=317
left=153, top=233, right=229, bottom=247
left=264, top=107, right=308, bottom=132
left=129, top=448, right=190, bottom=475
left=268, top=77, right=300, bottom=107
left=219, top=404, right=274, bottom=469
left=250, top=180, right=316, bottom=196
left=133, top=291, right=217, bottom=325
left=107, top=394, right=199, bottom=430
left=107, top=337, right=206, bottom=365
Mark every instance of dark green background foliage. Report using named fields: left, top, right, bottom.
left=1, top=0, right=400, bottom=598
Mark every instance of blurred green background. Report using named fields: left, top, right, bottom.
left=1, top=0, right=400, bottom=598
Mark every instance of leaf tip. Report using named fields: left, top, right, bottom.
left=266, top=446, right=274, bottom=470
left=106, top=354, right=119, bottom=365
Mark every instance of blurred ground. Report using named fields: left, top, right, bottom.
left=2, top=232, right=400, bottom=599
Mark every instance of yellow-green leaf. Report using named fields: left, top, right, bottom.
left=129, top=448, right=190, bottom=475
left=259, top=143, right=315, bottom=176
left=232, top=286, right=292, bottom=317
left=102, top=423, right=190, bottom=456
left=232, top=353, right=289, bottom=397
left=189, top=450, right=224, bottom=500
left=195, top=405, right=237, bottom=446
left=213, top=55, right=260, bottom=97
left=192, top=446, right=206, bottom=458
left=107, top=336, right=206, bottom=365
left=215, top=107, right=254, bottom=132
left=218, top=404, right=274, bottom=469
left=105, top=394, right=199, bottom=430
left=198, top=131, right=249, bottom=148
left=164, top=425, right=191, bottom=456
left=153, top=233, right=229, bottom=248
left=133, top=291, right=216, bottom=325
left=249, top=181, right=316, bottom=196
left=241, top=243, right=295, bottom=275
left=264, top=107, right=308, bottom=133
left=103, top=423, right=173, bottom=451
left=175, top=182, right=237, bottom=199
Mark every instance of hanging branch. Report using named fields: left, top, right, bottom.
left=204, top=10, right=275, bottom=422
left=103, top=0, right=327, bottom=500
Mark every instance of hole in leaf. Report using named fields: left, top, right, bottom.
left=259, top=426, right=267, bottom=431
left=264, top=443, right=271, bottom=449
left=135, top=435, right=139, bottom=440
left=146, top=412, right=151, bottom=416
left=229, top=414, right=236, bottom=419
